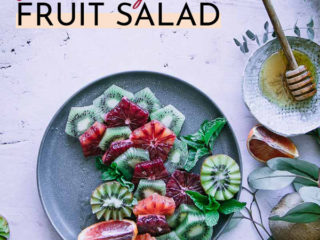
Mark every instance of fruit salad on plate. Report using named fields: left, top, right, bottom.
left=65, top=85, right=243, bottom=240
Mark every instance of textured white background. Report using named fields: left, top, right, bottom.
left=1, top=0, right=320, bottom=239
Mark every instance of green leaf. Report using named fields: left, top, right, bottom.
left=272, top=31, right=276, bottom=38
left=307, top=28, right=314, bottom=40
left=294, top=24, right=301, bottom=37
left=219, top=199, right=246, bottom=215
left=293, top=181, right=305, bottom=192
left=267, top=158, right=319, bottom=180
left=118, top=176, right=135, bottom=192
left=233, top=38, right=241, bottom=46
left=299, top=186, right=320, bottom=205
left=269, top=202, right=320, bottom=223
left=208, top=196, right=220, bottom=211
left=95, top=157, right=109, bottom=172
left=264, top=21, right=269, bottom=31
left=307, top=18, right=314, bottom=28
left=205, top=210, right=219, bottom=227
left=263, top=32, right=268, bottom=43
left=184, top=147, right=209, bottom=171
left=255, top=35, right=260, bottom=45
left=186, top=190, right=210, bottom=211
left=246, top=30, right=256, bottom=40
left=243, top=41, right=249, bottom=53
left=248, top=167, right=295, bottom=190
left=202, top=118, right=226, bottom=146
left=180, top=135, right=204, bottom=149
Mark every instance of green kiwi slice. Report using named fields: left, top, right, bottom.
left=90, top=181, right=134, bottom=221
left=114, top=148, right=150, bottom=180
left=0, top=215, right=9, bottom=240
left=99, top=126, right=131, bottom=150
left=165, top=139, right=188, bottom=173
left=150, top=105, right=185, bottom=135
left=93, top=85, right=134, bottom=117
left=133, top=87, right=161, bottom=113
left=175, top=213, right=213, bottom=240
left=134, top=179, right=166, bottom=200
left=200, top=154, right=241, bottom=201
left=167, top=204, right=201, bottom=228
left=156, top=231, right=180, bottom=240
left=65, top=105, right=101, bottom=137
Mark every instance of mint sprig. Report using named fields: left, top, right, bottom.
left=181, top=118, right=226, bottom=171
left=95, top=157, right=134, bottom=192
left=186, top=190, right=246, bottom=227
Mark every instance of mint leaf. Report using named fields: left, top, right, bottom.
left=269, top=202, right=320, bottom=223
left=208, top=196, right=220, bottom=211
left=219, top=199, right=246, bottom=215
left=205, top=210, right=219, bottom=227
left=95, top=157, right=109, bottom=171
left=202, top=118, right=226, bottom=146
left=186, top=190, right=209, bottom=211
left=118, top=176, right=135, bottom=192
left=181, top=136, right=204, bottom=149
left=184, top=147, right=209, bottom=171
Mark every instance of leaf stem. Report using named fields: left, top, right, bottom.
left=254, top=174, right=319, bottom=185
left=245, top=207, right=264, bottom=240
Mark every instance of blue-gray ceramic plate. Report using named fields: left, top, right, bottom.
left=37, top=71, right=242, bottom=240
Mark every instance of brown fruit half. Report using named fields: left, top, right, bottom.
left=78, top=220, right=138, bottom=240
left=247, top=125, right=299, bottom=163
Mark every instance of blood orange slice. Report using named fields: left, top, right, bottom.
left=102, top=140, right=133, bottom=165
left=136, top=233, right=156, bottom=240
left=79, top=121, right=106, bottom=157
left=130, top=120, right=176, bottom=161
left=78, top=220, right=138, bottom=240
left=133, top=193, right=175, bottom=216
left=104, top=97, right=149, bottom=130
left=166, top=170, right=205, bottom=207
left=137, top=215, right=171, bottom=236
left=247, top=125, right=299, bottom=163
left=132, top=158, right=169, bottom=186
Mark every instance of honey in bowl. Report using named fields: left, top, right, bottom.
left=259, top=50, right=316, bottom=107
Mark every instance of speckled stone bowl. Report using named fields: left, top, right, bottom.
left=243, top=37, right=320, bottom=136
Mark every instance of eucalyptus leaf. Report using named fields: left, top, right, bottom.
left=234, top=38, right=241, bottom=46
left=248, top=167, right=295, bottom=190
left=269, top=202, right=320, bottom=223
left=255, top=35, right=260, bottom=45
left=263, top=32, right=268, bottom=43
left=264, top=21, right=269, bottom=31
left=267, top=157, right=319, bottom=180
left=307, top=18, right=314, bottom=28
left=294, top=24, right=301, bottom=37
left=299, top=186, right=320, bottom=205
left=307, top=28, right=314, bottom=40
left=246, top=30, right=256, bottom=40
left=293, top=181, right=305, bottom=192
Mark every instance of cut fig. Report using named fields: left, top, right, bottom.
left=102, top=140, right=134, bottom=165
left=79, top=121, right=106, bottom=157
left=130, top=120, right=176, bottom=161
left=78, top=220, right=138, bottom=240
left=104, top=97, right=149, bottom=130
left=166, top=170, right=205, bottom=207
left=137, top=215, right=171, bottom=236
left=132, top=158, right=170, bottom=186
left=133, top=193, right=175, bottom=216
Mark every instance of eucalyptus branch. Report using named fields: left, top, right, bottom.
left=254, top=174, right=319, bottom=185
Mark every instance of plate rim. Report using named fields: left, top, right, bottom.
left=37, top=70, right=243, bottom=240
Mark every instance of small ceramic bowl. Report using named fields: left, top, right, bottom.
left=243, top=36, right=320, bottom=136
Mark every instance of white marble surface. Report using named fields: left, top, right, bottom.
left=1, top=0, right=320, bottom=239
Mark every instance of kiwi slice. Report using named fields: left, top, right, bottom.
left=99, top=126, right=131, bottom=151
left=134, top=179, right=166, bottom=200
left=65, top=105, right=101, bottom=137
left=156, top=231, right=180, bottom=240
left=150, top=105, right=185, bottom=135
left=176, top=213, right=213, bottom=240
left=90, top=181, right=134, bottom=221
left=167, top=204, right=201, bottom=228
left=200, top=154, right=241, bottom=201
left=133, top=87, right=161, bottom=113
left=93, top=85, right=134, bottom=117
left=114, top=148, right=150, bottom=180
left=165, top=139, right=188, bottom=173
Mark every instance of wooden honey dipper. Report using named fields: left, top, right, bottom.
left=262, top=0, right=317, bottom=101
